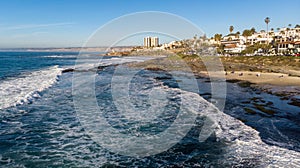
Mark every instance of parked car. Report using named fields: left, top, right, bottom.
left=294, top=53, right=300, bottom=57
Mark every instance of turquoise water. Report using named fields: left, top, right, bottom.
left=0, top=52, right=300, bottom=167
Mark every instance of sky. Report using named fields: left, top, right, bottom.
left=0, top=0, right=299, bottom=48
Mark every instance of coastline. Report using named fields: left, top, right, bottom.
left=128, top=55, right=300, bottom=85
left=198, top=70, right=300, bottom=86
left=1, top=51, right=300, bottom=167
left=127, top=55, right=300, bottom=101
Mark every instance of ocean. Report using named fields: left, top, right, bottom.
left=0, top=51, right=300, bottom=167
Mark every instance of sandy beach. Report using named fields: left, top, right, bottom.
left=128, top=55, right=300, bottom=87
left=127, top=55, right=300, bottom=100
left=198, top=70, right=300, bottom=86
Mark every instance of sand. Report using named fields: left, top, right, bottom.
left=198, top=71, right=300, bottom=86
left=127, top=55, right=300, bottom=87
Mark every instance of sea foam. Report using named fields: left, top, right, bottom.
left=0, top=65, right=62, bottom=110
left=167, top=87, right=300, bottom=167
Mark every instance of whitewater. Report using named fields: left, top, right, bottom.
left=0, top=52, right=299, bottom=167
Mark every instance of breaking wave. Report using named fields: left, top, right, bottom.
left=0, top=65, right=62, bottom=110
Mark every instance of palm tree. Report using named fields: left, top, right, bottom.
left=264, top=17, right=270, bottom=44
left=270, top=28, right=274, bottom=39
left=277, top=28, right=280, bottom=32
left=286, top=27, right=290, bottom=37
left=287, top=24, right=293, bottom=38
left=229, top=25, right=234, bottom=34
left=264, top=17, right=270, bottom=29
left=236, top=31, right=240, bottom=38
left=193, top=34, right=197, bottom=40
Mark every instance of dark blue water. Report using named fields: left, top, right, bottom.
left=0, top=52, right=77, bottom=80
left=0, top=52, right=300, bottom=167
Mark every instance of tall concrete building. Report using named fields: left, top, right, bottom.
left=144, top=36, right=151, bottom=48
left=151, top=37, right=159, bottom=47
left=144, top=36, right=159, bottom=48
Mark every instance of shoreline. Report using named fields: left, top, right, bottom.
left=197, top=70, right=300, bottom=87
left=197, top=70, right=300, bottom=103
left=128, top=55, right=300, bottom=87
left=127, top=55, right=300, bottom=101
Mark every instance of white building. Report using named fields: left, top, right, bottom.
left=144, top=36, right=159, bottom=48
left=273, top=28, right=300, bottom=53
left=246, top=31, right=273, bottom=45
left=221, top=35, right=246, bottom=53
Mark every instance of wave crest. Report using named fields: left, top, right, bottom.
left=0, top=65, right=62, bottom=109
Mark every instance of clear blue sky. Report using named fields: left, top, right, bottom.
left=0, top=0, right=299, bottom=48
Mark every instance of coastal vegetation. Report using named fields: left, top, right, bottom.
left=129, top=51, right=300, bottom=74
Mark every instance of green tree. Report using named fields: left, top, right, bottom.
left=242, top=29, right=252, bottom=45
left=242, top=29, right=252, bottom=37
left=288, top=24, right=292, bottom=28
left=250, top=27, right=256, bottom=34
left=241, top=43, right=271, bottom=55
left=214, top=33, right=222, bottom=41
left=216, top=44, right=225, bottom=54
left=295, top=24, right=300, bottom=28
left=193, top=34, right=197, bottom=40
left=269, top=32, right=274, bottom=36
left=229, top=25, right=234, bottom=34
